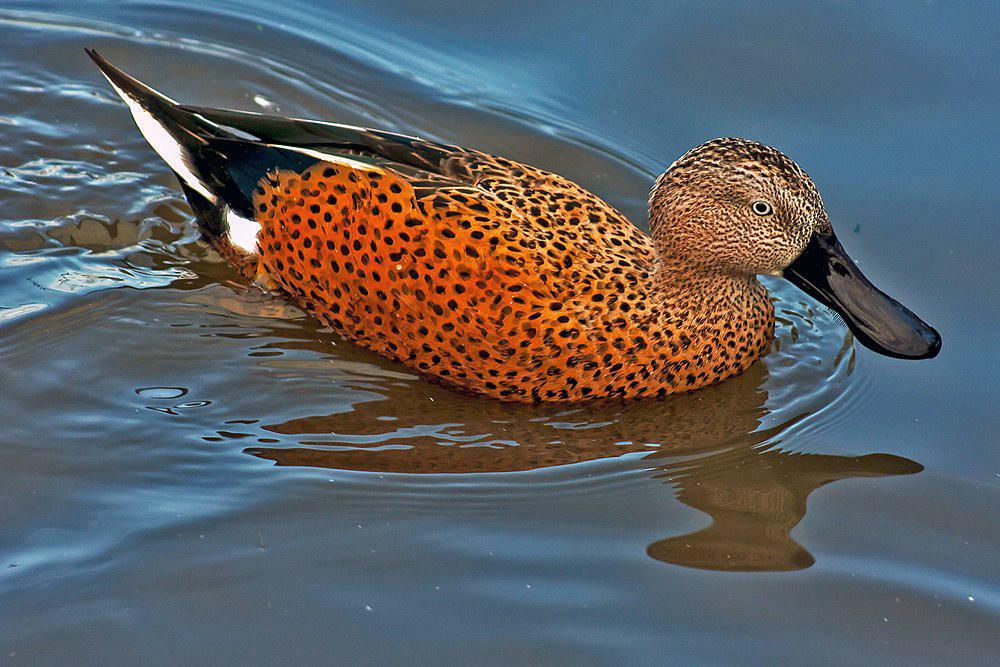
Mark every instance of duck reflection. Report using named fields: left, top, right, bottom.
left=644, top=447, right=921, bottom=571
left=239, top=342, right=920, bottom=572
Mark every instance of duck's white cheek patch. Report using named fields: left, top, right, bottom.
left=225, top=207, right=261, bottom=254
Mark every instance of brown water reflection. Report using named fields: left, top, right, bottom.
left=646, top=450, right=921, bottom=571
left=246, top=362, right=921, bottom=572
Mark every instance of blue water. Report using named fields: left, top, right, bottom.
left=0, top=1, right=997, bottom=663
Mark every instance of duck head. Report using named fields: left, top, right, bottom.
left=649, top=137, right=940, bottom=360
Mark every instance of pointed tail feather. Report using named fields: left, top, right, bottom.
left=88, top=50, right=342, bottom=252
left=86, top=48, right=224, bottom=202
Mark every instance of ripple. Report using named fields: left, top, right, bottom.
left=233, top=280, right=855, bottom=478
left=0, top=302, right=48, bottom=323
left=136, top=386, right=188, bottom=400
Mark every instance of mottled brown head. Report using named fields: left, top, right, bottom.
left=649, top=137, right=829, bottom=276
left=649, top=137, right=940, bottom=360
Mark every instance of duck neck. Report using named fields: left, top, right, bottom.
left=648, top=259, right=775, bottom=387
left=654, top=262, right=762, bottom=322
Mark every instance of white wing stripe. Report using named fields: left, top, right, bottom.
left=268, top=144, right=383, bottom=173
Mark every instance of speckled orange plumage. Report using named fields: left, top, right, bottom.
left=236, top=150, right=774, bottom=401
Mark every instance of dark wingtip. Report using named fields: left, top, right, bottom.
left=85, top=47, right=109, bottom=71
left=85, top=47, right=130, bottom=87
left=84, top=46, right=180, bottom=113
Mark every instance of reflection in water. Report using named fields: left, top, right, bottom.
left=243, top=360, right=921, bottom=572
left=646, top=448, right=921, bottom=571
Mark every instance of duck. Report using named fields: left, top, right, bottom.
left=86, top=49, right=940, bottom=402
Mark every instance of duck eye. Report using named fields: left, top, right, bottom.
left=751, top=200, right=773, bottom=216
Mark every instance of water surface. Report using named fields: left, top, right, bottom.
left=1, top=1, right=998, bottom=663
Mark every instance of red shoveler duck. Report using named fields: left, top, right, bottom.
left=87, top=49, right=940, bottom=402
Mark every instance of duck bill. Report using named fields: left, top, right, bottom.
left=783, top=231, right=941, bottom=359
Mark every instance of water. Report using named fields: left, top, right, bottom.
left=1, top=1, right=997, bottom=663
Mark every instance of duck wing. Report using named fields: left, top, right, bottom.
left=178, top=104, right=472, bottom=182
left=180, top=105, right=652, bottom=268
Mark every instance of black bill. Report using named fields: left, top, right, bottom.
left=783, top=232, right=941, bottom=359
